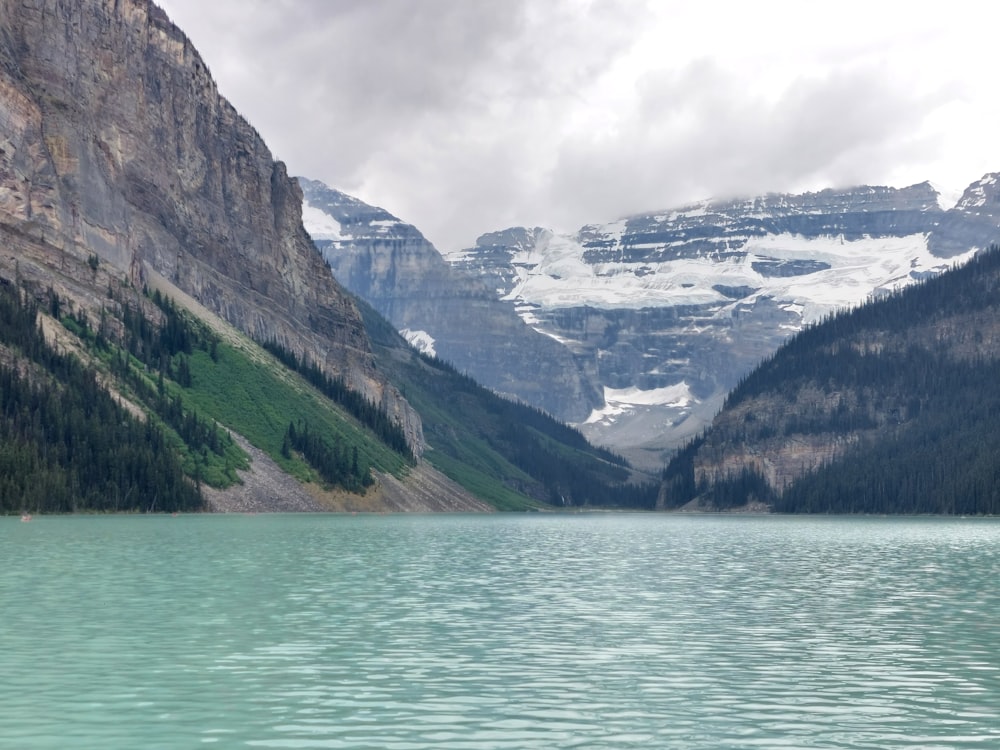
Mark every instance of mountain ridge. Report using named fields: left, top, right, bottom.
left=444, top=178, right=999, bottom=467
left=298, top=177, right=603, bottom=423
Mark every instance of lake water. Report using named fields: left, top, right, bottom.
left=2, top=513, right=999, bottom=749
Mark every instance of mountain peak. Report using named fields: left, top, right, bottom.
left=954, top=173, right=1000, bottom=215
left=298, top=178, right=604, bottom=423
left=297, top=177, right=418, bottom=243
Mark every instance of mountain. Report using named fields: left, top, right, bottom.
left=0, top=0, right=645, bottom=512
left=0, top=0, right=443, bottom=507
left=446, top=181, right=1000, bottom=468
left=0, top=0, right=419, bottom=435
left=658, top=243, right=1000, bottom=515
left=297, top=178, right=602, bottom=423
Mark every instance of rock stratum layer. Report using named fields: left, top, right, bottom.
left=299, top=178, right=602, bottom=423
left=0, top=0, right=422, bottom=450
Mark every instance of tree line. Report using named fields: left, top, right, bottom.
left=282, top=419, right=374, bottom=493
left=263, top=339, right=413, bottom=460
left=111, top=291, right=234, bottom=468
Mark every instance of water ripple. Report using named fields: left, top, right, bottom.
left=2, top=514, right=1000, bottom=748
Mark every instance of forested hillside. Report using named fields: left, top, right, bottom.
left=356, top=298, right=659, bottom=510
left=0, top=272, right=423, bottom=513
left=0, top=267, right=657, bottom=513
left=660, top=246, right=1000, bottom=514
left=0, top=282, right=202, bottom=513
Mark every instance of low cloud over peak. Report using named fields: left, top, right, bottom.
left=159, top=0, right=1000, bottom=252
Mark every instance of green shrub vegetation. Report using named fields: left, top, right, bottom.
left=122, top=288, right=408, bottom=493
left=263, top=339, right=412, bottom=459
left=101, top=287, right=248, bottom=489
left=179, top=339, right=409, bottom=490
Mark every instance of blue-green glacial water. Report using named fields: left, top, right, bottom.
left=2, top=513, right=999, bottom=749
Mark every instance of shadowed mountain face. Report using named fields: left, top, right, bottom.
left=298, top=178, right=603, bottom=423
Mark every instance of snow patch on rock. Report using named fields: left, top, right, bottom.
left=400, top=328, right=437, bottom=357
left=302, top=199, right=344, bottom=241
left=584, top=383, right=694, bottom=425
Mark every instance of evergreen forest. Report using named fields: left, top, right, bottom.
left=661, top=245, right=1000, bottom=514
left=0, top=282, right=202, bottom=513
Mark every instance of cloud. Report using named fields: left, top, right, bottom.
left=157, top=0, right=1000, bottom=252
left=546, top=61, right=949, bottom=226
left=160, top=0, right=646, bottom=246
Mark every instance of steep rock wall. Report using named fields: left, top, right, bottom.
left=0, top=0, right=422, bottom=448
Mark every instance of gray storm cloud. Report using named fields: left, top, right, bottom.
left=547, top=62, right=943, bottom=226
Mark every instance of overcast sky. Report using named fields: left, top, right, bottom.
left=157, top=0, right=1000, bottom=253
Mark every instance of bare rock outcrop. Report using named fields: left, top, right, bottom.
left=0, top=0, right=423, bottom=451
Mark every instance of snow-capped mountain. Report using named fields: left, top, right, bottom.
left=297, top=178, right=603, bottom=423
left=446, top=178, right=1000, bottom=469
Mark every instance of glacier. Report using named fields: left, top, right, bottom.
left=301, top=175, right=1000, bottom=472
left=447, top=179, right=1000, bottom=470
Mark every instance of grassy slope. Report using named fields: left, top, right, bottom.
left=58, top=280, right=411, bottom=498
left=397, top=367, right=542, bottom=511
left=176, top=338, right=411, bottom=486
left=138, top=273, right=412, bottom=489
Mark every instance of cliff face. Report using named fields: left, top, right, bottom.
left=299, top=178, right=603, bottom=423
left=0, top=0, right=421, bottom=447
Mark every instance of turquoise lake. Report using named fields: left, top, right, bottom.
left=2, top=513, right=999, bottom=749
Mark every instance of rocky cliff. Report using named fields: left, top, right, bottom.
left=298, top=178, right=603, bottom=423
left=0, top=0, right=422, bottom=448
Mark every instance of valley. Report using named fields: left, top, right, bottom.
left=303, top=178, right=997, bottom=470
left=3, top=0, right=1000, bottom=514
